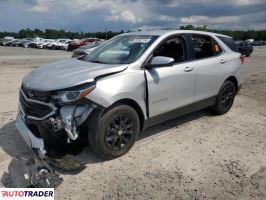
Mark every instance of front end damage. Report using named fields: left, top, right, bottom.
left=17, top=84, right=99, bottom=157
left=12, top=85, right=101, bottom=187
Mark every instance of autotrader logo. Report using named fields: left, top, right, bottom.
left=0, top=188, right=54, bottom=200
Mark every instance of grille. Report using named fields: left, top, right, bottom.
left=19, top=89, right=56, bottom=120
left=21, top=86, right=51, bottom=102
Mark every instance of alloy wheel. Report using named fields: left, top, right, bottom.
left=105, top=114, right=133, bottom=151
left=221, top=85, right=234, bottom=109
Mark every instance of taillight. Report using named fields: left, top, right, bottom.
left=240, top=55, right=245, bottom=64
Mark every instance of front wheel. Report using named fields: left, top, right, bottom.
left=88, top=104, right=140, bottom=159
left=213, top=80, right=236, bottom=115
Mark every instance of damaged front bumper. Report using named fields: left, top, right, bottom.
left=16, top=88, right=98, bottom=157
left=15, top=113, right=46, bottom=156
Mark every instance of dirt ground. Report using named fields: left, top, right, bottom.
left=0, top=46, right=265, bottom=199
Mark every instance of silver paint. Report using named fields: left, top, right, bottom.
left=16, top=30, right=243, bottom=149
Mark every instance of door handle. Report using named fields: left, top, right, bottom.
left=220, top=59, right=226, bottom=64
left=184, top=66, right=194, bottom=72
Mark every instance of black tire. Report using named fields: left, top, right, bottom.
left=213, top=80, right=236, bottom=115
left=88, top=104, right=140, bottom=159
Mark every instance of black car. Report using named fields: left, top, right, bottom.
left=238, top=41, right=253, bottom=57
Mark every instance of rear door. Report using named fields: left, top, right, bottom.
left=146, top=35, right=196, bottom=117
left=188, top=34, right=227, bottom=102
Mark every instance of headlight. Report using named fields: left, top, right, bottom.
left=52, top=83, right=95, bottom=103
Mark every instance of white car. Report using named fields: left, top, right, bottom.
left=56, top=39, right=73, bottom=50
left=48, top=39, right=72, bottom=50
left=28, top=37, right=45, bottom=48
left=1, top=37, right=15, bottom=46
left=36, top=39, right=55, bottom=49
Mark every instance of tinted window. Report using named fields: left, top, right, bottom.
left=192, top=35, right=217, bottom=59
left=217, top=36, right=239, bottom=52
left=153, top=37, right=187, bottom=63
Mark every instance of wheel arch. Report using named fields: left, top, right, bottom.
left=225, top=76, right=238, bottom=92
left=108, top=98, right=145, bottom=132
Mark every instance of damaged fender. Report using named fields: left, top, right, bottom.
left=59, top=104, right=95, bottom=140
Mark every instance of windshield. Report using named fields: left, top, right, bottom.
left=81, top=35, right=158, bottom=64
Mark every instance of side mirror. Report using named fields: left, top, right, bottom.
left=145, top=56, right=174, bottom=69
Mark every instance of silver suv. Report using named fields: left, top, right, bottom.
left=16, top=30, right=244, bottom=159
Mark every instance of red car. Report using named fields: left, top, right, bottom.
left=67, top=38, right=100, bottom=51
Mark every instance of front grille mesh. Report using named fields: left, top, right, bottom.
left=19, top=87, right=55, bottom=120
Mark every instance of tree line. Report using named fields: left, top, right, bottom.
left=0, top=25, right=265, bottom=41
left=179, top=25, right=266, bottom=41
left=0, top=28, right=124, bottom=40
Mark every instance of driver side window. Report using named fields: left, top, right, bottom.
left=153, top=36, right=187, bottom=63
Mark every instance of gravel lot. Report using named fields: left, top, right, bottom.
left=0, top=46, right=265, bottom=199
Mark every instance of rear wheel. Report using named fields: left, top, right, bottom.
left=88, top=104, right=140, bottom=159
left=213, top=80, right=236, bottom=115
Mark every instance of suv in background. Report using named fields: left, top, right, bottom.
left=219, top=37, right=253, bottom=57
left=16, top=30, right=244, bottom=159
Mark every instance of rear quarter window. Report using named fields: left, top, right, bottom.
left=217, top=36, right=239, bottom=52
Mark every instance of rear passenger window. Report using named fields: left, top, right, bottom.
left=192, top=35, right=222, bottom=59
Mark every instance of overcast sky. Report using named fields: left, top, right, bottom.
left=0, top=0, right=265, bottom=32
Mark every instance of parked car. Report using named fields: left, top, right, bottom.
left=21, top=38, right=39, bottom=48
left=16, top=30, right=244, bottom=159
left=252, top=41, right=263, bottom=46
left=237, top=41, right=253, bottom=57
left=21, top=39, right=32, bottom=48
left=55, top=39, right=73, bottom=50
left=10, top=39, right=24, bottom=47
left=1, top=38, right=15, bottom=46
left=28, top=38, right=45, bottom=48
left=72, top=40, right=105, bottom=58
left=36, top=39, right=55, bottom=49
left=68, top=38, right=100, bottom=51
left=67, top=39, right=82, bottom=51
left=47, top=39, right=71, bottom=50
left=245, top=39, right=254, bottom=44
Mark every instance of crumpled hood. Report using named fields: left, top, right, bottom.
left=22, top=58, right=128, bottom=91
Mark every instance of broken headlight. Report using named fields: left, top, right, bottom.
left=52, top=83, right=96, bottom=103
